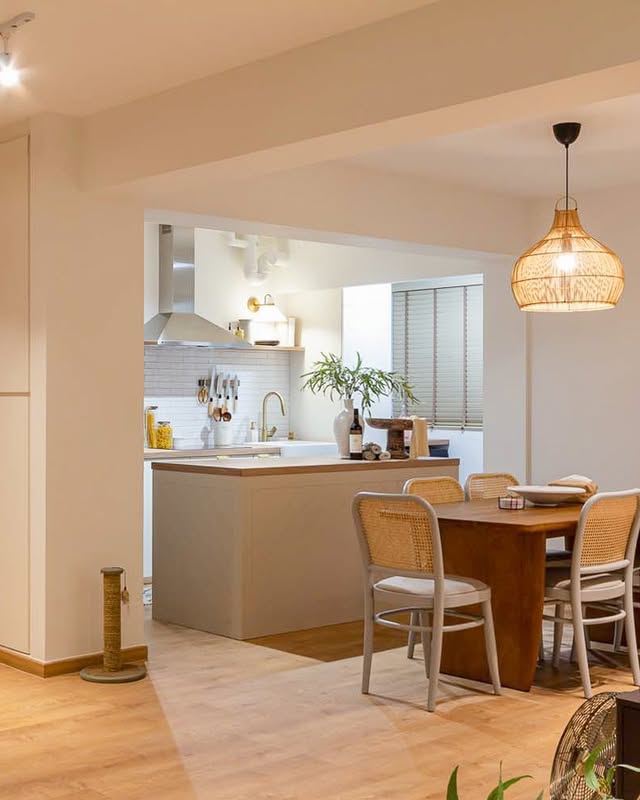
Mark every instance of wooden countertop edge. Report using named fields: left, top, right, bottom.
left=152, top=457, right=460, bottom=477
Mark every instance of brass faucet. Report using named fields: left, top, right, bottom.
left=261, top=391, right=286, bottom=441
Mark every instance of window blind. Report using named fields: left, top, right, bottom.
left=392, top=283, right=483, bottom=429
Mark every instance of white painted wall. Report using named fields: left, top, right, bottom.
left=527, top=185, right=640, bottom=490
left=194, top=229, right=286, bottom=331
left=29, top=114, right=145, bottom=662
left=286, top=289, right=342, bottom=442
left=342, top=284, right=392, bottom=449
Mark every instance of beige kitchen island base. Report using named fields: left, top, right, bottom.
left=152, top=456, right=459, bottom=639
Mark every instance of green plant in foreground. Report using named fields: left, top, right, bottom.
left=446, top=746, right=640, bottom=800
left=581, top=743, right=640, bottom=800
left=300, top=352, right=417, bottom=417
left=446, top=764, right=541, bottom=800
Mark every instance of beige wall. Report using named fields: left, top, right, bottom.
left=527, top=186, right=640, bottom=490
left=29, top=115, right=144, bottom=661
left=140, top=162, right=530, bottom=257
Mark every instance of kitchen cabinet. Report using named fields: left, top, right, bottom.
left=0, top=397, right=29, bottom=652
left=0, top=136, right=29, bottom=393
left=152, top=455, right=459, bottom=638
left=143, top=442, right=336, bottom=578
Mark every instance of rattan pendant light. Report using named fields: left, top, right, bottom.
left=511, top=122, right=624, bottom=312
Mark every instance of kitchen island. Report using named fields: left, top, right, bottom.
left=152, top=455, right=459, bottom=639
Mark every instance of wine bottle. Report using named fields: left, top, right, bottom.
left=349, top=409, right=363, bottom=460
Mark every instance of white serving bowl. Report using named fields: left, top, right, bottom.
left=508, top=485, right=586, bottom=506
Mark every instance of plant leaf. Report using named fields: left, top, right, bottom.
left=487, top=775, right=531, bottom=800
left=583, top=744, right=604, bottom=792
left=446, top=766, right=459, bottom=800
left=605, top=765, right=616, bottom=791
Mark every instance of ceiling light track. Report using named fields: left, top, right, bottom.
left=0, top=11, right=35, bottom=38
left=0, top=10, right=35, bottom=88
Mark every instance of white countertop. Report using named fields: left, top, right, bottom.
left=144, top=440, right=336, bottom=460
left=144, top=445, right=279, bottom=460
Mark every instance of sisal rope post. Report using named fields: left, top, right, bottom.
left=80, top=567, right=146, bottom=684
left=102, top=567, right=123, bottom=672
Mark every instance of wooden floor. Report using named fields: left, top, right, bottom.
left=0, top=614, right=636, bottom=800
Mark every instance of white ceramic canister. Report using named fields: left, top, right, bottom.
left=213, top=423, right=234, bottom=447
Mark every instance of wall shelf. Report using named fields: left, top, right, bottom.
left=251, top=345, right=304, bottom=352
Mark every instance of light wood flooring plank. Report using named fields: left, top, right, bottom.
left=0, top=614, right=634, bottom=799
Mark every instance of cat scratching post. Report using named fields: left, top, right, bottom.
left=80, top=567, right=146, bottom=684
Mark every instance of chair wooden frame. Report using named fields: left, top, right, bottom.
left=543, top=489, right=640, bottom=698
left=403, top=476, right=464, bottom=660
left=352, top=491, right=501, bottom=711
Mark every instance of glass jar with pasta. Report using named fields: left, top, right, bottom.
left=156, top=421, right=173, bottom=449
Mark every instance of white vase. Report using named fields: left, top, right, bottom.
left=333, top=399, right=354, bottom=459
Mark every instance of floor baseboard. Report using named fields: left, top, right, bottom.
left=0, top=644, right=148, bottom=678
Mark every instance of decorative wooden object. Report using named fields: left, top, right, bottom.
left=80, top=567, right=146, bottom=684
left=366, top=418, right=413, bottom=459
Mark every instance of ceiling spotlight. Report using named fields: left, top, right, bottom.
left=0, top=11, right=35, bottom=89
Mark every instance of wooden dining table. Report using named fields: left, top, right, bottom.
left=434, top=498, right=582, bottom=691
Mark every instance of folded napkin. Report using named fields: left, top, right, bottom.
left=548, top=474, right=598, bottom=503
left=409, top=417, right=429, bottom=459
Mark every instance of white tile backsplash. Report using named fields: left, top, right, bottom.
left=144, top=345, right=291, bottom=448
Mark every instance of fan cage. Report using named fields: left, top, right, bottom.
left=550, top=692, right=618, bottom=800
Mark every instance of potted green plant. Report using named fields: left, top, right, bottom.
left=445, top=746, right=640, bottom=800
left=446, top=765, right=539, bottom=800
left=300, top=352, right=416, bottom=458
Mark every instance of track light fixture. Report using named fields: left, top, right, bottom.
left=0, top=11, right=35, bottom=88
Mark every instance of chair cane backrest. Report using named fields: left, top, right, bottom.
left=573, top=490, right=640, bottom=571
left=352, top=492, right=444, bottom=580
left=403, top=476, right=464, bottom=504
left=465, top=473, right=519, bottom=500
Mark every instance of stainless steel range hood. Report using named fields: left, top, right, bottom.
left=144, top=225, right=247, bottom=347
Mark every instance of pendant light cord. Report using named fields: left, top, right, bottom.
left=564, top=143, right=569, bottom=212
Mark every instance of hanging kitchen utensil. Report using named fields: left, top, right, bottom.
left=233, top=375, right=239, bottom=413
left=207, top=368, right=217, bottom=417
left=213, top=375, right=225, bottom=421
left=197, top=378, right=209, bottom=405
left=217, top=375, right=224, bottom=410
left=212, top=375, right=223, bottom=421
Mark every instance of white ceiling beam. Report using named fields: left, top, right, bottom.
left=81, top=0, right=640, bottom=190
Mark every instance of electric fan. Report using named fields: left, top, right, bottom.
left=550, top=692, right=617, bottom=800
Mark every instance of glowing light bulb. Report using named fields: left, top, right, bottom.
left=0, top=59, right=19, bottom=87
left=555, top=251, right=577, bottom=273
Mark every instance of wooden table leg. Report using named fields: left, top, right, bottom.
left=439, top=521, right=547, bottom=691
